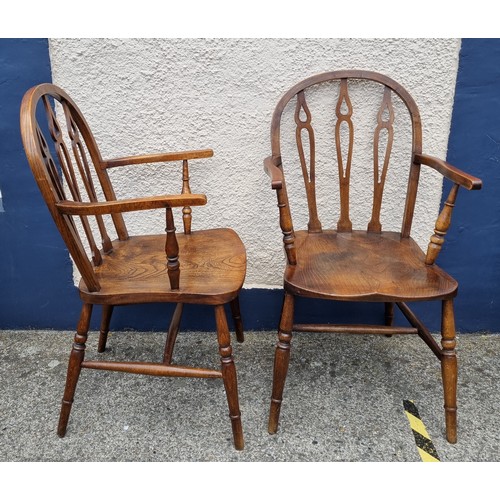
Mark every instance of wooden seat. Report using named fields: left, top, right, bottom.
left=264, top=70, right=482, bottom=444
left=20, top=83, right=246, bottom=450
left=285, top=230, right=457, bottom=302
left=80, top=230, right=246, bottom=305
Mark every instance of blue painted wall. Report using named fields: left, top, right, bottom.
left=440, top=38, right=500, bottom=332
left=0, top=39, right=81, bottom=329
left=0, top=38, right=498, bottom=333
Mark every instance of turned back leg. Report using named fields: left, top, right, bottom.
left=230, top=297, right=244, bottom=343
left=97, top=304, right=113, bottom=353
left=163, top=303, right=184, bottom=364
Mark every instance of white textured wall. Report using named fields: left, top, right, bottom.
left=48, top=38, right=461, bottom=288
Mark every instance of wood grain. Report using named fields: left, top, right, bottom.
left=264, top=71, right=481, bottom=445
left=20, top=83, right=247, bottom=450
left=284, top=230, right=457, bottom=302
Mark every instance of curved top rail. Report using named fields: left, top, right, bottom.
left=270, top=70, right=422, bottom=158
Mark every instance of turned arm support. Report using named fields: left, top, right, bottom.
left=101, top=149, right=213, bottom=169
left=57, top=195, right=204, bottom=292
left=101, top=149, right=211, bottom=234
left=56, top=193, right=207, bottom=216
left=264, top=156, right=284, bottom=190
left=414, top=154, right=482, bottom=265
left=264, top=155, right=296, bottom=265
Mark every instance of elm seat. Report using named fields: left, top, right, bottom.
left=285, top=230, right=458, bottom=302
left=20, top=83, right=246, bottom=450
left=264, top=70, right=482, bottom=446
left=80, top=230, right=246, bottom=305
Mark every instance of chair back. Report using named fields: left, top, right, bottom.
left=269, top=71, right=423, bottom=263
left=20, top=84, right=128, bottom=292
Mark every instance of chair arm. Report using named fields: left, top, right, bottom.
left=101, top=149, right=214, bottom=169
left=414, top=153, right=482, bottom=190
left=56, top=193, right=207, bottom=216
left=264, top=156, right=284, bottom=190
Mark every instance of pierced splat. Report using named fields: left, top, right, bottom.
left=368, top=86, right=394, bottom=233
left=295, top=91, right=321, bottom=233
left=265, top=71, right=483, bottom=448
left=425, top=183, right=460, bottom=265
left=335, top=79, right=353, bottom=232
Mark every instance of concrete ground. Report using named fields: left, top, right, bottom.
left=0, top=328, right=499, bottom=463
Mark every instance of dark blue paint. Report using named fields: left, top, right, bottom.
left=0, top=39, right=82, bottom=329
left=440, top=39, right=500, bottom=332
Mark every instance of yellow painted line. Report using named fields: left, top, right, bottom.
left=403, top=400, right=440, bottom=462
left=405, top=412, right=430, bottom=439
left=418, top=448, right=440, bottom=463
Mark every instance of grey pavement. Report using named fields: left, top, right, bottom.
left=0, top=328, right=499, bottom=462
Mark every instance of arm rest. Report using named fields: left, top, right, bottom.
left=264, top=156, right=284, bottom=190
left=414, top=153, right=482, bottom=190
left=56, top=193, right=207, bottom=216
left=102, top=149, right=214, bottom=169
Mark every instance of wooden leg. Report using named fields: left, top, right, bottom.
left=97, top=305, right=113, bottom=353
left=441, top=299, right=458, bottom=444
left=215, top=304, right=244, bottom=450
left=385, top=302, right=394, bottom=326
left=384, top=302, right=394, bottom=337
left=163, top=303, right=183, bottom=364
left=58, top=303, right=93, bottom=437
left=230, top=296, right=244, bottom=343
left=268, top=292, right=294, bottom=434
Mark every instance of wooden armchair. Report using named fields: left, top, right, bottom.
left=20, top=84, right=246, bottom=450
left=264, top=70, right=482, bottom=444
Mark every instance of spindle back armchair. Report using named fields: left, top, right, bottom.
left=21, top=83, right=246, bottom=450
left=264, top=70, right=482, bottom=444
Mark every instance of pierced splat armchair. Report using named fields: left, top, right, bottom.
left=264, top=70, right=482, bottom=444
left=20, top=84, right=246, bottom=450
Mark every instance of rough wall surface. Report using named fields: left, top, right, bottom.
left=48, top=38, right=461, bottom=288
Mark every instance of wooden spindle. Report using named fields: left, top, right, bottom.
left=425, top=183, right=459, bottom=265
left=63, top=102, right=113, bottom=254
left=181, top=159, right=192, bottom=235
left=165, top=207, right=180, bottom=290
left=43, top=97, right=103, bottom=266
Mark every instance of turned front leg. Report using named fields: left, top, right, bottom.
left=215, top=304, right=244, bottom=450
left=268, top=292, right=294, bottom=434
left=441, top=299, right=458, bottom=443
left=58, top=303, right=93, bottom=437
